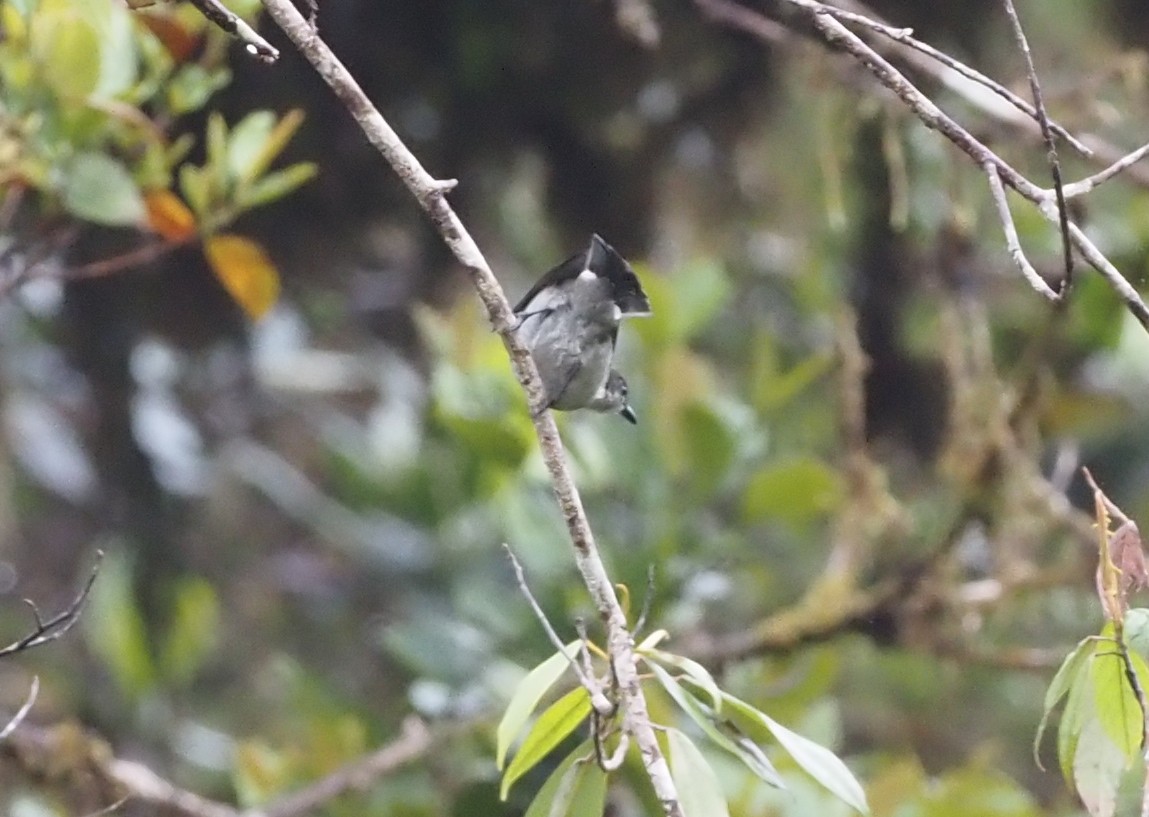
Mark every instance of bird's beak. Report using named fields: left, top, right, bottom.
left=620, top=404, right=638, bottom=425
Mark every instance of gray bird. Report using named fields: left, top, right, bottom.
left=514, top=235, right=650, bottom=423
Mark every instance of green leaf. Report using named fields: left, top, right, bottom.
left=62, top=153, right=144, bottom=226
left=640, top=647, right=721, bottom=711
left=1089, top=648, right=1147, bottom=762
left=1058, top=652, right=1094, bottom=785
left=679, top=402, right=737, bottom=496
left=243, top=108, right=306, bottom=183
left=497, top=640, right=581, bottom=770
left=236, top=163, right=318, bottom=211
left=34, top=12, right=100, bottom=98
left=501, top=687, right=593, bottom=800
left=1073, top=717, right=1130, bottom=817
left=523, top=741, right=596, bottom=817
left=159, top=577, right=219, bottom=685
left=1034, top=636, right=1096, bottom=768
left=721, top=691, right=869, bottom=814
left=179, top=164, right=211, bottom=219
left=83, top=548, right=154, bottom=696
left=741, top=457, right=843, bottom=526
left=667, top=728, right=730, bottom=817
left=564, top=755, right=608, bottom=817
left=648, top=662, right=784, bottom=788
left=227, top=110, right=276, bottom=183
left=1125, top=609, right=1149, bottom=659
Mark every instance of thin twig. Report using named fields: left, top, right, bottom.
left=257, top=1, right=683, bottom=813
left=983, top=160, right=1059, bottom=300
left=0, top=676, right=40, bottom=741
left=0, top=550, right=103, bottom=659
left=706, top=0, right=1149, bottom=332
left=258, top=717, right=433, bottom=817
left=823, top=0, right=1093, bottom=156
left=1000, top=0, right=1074, bottom=292
left=186, top=0, right=279, bottom=62
left=1062, top=141, right=1149, bottom=198
left=503, top=545, right=613, bottom=715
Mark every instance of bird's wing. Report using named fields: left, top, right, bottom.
left=513, top=249, right=587, bottom=313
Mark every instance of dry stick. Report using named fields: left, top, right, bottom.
left=258, top=718, right=432, bottom=817
left=0, top=677, right=39, bottom=741
left=784, top=2, right=1149, bottom=330
left=821, top=0, right=1093, bottom=157
left=983, top=159, right=1059, bottom=300
left=188, top=0, right=279, bottom=62
left=1062, top=141, right=1149, bottom=199
left=999, top=0, right=1074, bottom=292
left=257, top=1, right=683, bottom=814
left=503, top=544, right=614, bottom=715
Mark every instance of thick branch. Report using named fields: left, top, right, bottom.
left=257, top=1, right=682, bottom=813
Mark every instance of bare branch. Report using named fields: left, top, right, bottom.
left=825, top=0, right=1093, bottom=156
left=1062, top=141, right=1149, bottom=199
left=983, top=160, right=1060, bottom=301
left=1067, top=222, right=1149, bottom=332
left=503, top=545, right=614, bottom=716
left=257, top=1, right=683, bottom=813
left=186, top=0, right=279, bottom=62
left=999, top=0, right=1074, bottom=291
left=258, top=717, right=432, bottom=817
left=0, top=550, right=103, bottom=660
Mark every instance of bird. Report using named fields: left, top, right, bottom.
left=513, top=234, right=650, bottom=422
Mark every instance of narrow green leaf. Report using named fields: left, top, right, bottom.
left=62, top=153, right=145, bottom=226
left=667, top=727, right=731, bottom=817
left=236, top=163, right=318, bottom=211
left=1089, top=649, right=1145, bottom=761
left=160, top=577, right=219, bottom=684
left=497, top=640, right=581, bottom=770
left=648, top=662, right=784, bottom=788
left=179, top=164, right=210, bottom=218
left=721, top=691, right=870, bottom=815
left=523, top=740, right=593, bottom=817
left=501, top=687, right=593, bottom=800
left=641, top=647, right=721, bottom=711
left=1034, top=636, right=1096, bottom=768
left=244, top=108, right=307, bottom=183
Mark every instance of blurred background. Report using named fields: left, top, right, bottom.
left=4, top=0, right=1149, bottom=814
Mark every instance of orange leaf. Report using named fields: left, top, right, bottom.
left=204, top=235, right=280, bottom=320
left=144, top=190, right=197, bottom=241
left=136, top=12, right=201, bottom=62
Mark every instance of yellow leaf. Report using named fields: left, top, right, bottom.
left=204, top=234, right=280, bottom=320
left=144, top=189, right=197, bottom=241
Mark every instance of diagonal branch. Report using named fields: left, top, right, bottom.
left=700, top=0, right=1149, bottom=332
left=256, top=1, right=683, bottom=814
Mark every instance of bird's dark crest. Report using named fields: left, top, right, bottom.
left=514, top=234, right=651, bottom=315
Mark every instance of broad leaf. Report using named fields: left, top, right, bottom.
left=63, top=153, right=145, bottom=226
left=497, top=640, right=581, bottom=770
left=1034, top=636, right=1096, bottom=768
left=1089, top=648, right=1147, bottom=761
left=501, top=686, right=593, bottom=800
left=204, top=234, right=281, bottom=320
left=144, top=189, right=197, bottom=241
